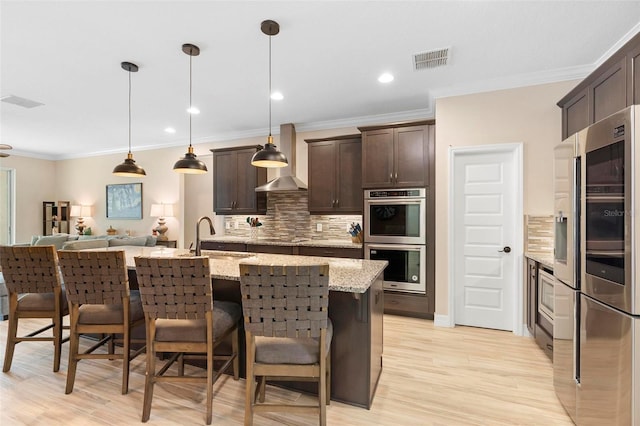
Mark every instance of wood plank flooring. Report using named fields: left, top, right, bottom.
left=0, top=315, right=573, bottom=425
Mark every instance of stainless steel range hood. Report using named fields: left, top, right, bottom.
left=255, top=123, right=308, bottom=192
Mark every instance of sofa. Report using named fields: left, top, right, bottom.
left=29, top=233, right=157, bottom=250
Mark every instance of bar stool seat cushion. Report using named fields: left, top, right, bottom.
left=255, top=319, right=332, bottom=365
left=18, top=291, right=68, bottom=312
left=155, top=301, right=241, bottom=343
left=77, top=290, right=144, bottom=325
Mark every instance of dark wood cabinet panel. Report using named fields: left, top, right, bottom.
left=360, top=122, right=433, bottom=189
left=394, top=125, right=429, bottom=188
left=360, top=129, right=394, bottom=188
left=563, top=88, right=589, bottom=139
left=297, top=246, right=362, bottom=259
left=559, top=31, right=640, bottom=138
left=306, top=135, right=362, bottom=214
left=246, top=244, right=294, bottom=255
left=526, top=258, right=537, bottom=337
left=199, top=241, right=247, bottom=252
left=590, top=57, right=626, bottom=123
left=211, top=146, right=267, bottom=215
left=627, top=44, right=640, bottom=105
left=383, top=291, right=432, bottom=319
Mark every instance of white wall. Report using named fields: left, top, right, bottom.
left=5, top=125, right=358, bottom=246
left=434, top=79, right=579, bottom=318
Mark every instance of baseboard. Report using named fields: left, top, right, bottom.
left=433, top=314, right=454, bottom=328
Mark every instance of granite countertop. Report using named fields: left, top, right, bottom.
left=200, top=235, right=362, bottom=249
left=525, top=251, right=554, bottom=270
left=108, top=246, right=385, bottom=294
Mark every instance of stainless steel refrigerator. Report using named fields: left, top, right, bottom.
left=577, top=105, right=640, bottom=425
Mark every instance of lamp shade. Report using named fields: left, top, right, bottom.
left=70, top=205, right=91, bottom=217
left=250, top=142, right=288, bottom=168
left=150, top=203, right=174, bottom=218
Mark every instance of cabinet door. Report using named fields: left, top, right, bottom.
left=563, top=88, right=589, bottom=139
left=335, top=138, right=362, bottom=213
left=627, top=44, right=640, bottom=106
left=362, top=128, right=394, bottom=188
left=394, top=125, right=428, bottom=188
left=308, top=141, right=337, bottom=212
left=590, top=57, right=626, bottom=123
left=214, top=150, right=237, bottom=213
left=234, top=148, right=260, bottom=213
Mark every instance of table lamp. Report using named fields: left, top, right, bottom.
left=70, top=205, right=92, bottom=235
left=150, top=203, right=174, bottom=241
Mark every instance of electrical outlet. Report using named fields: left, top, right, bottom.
left=225, top=221, right=230, bottom=229
left=234, top=221, right=239, bottom=229
left=316, top=223, right=322, bottom=232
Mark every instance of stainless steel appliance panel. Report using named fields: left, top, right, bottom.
left=538, top=269, right=555, bottom=325
left=583, top=106, right=639, bottom=314
left=554, top=131, right=583, bottom=289
left=364, top=243, right=426, bottom=294
left=577, top=293, right=639, bottom=425
left=553, top=279, right=579, bottom=423
left=364, top=188, right=426, bottom=245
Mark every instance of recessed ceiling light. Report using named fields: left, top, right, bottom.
left=270, top=91, right=284, bottom=101
left=164, top=127, right=176, bottom=134
left=187, top=106, right=200, bottom=114
left=378, top=73, right=394, bottom=83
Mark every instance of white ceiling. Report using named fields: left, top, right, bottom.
left=2, top=1, right=640, bottom=160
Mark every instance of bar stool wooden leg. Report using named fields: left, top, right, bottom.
left=65, top=306, right=80, bottom=394
left=142, top=322, right=156, bottom=423
left=2, top=294, right=18, bottom=372
left=232, top=328, right=239, bottom=380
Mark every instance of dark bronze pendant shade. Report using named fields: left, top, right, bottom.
left=174, top=43, right=207, bottom=174
left=251, top=20, right=288, bottom=168
left=113, top=62, right=146, bottom=177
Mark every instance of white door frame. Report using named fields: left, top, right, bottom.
left=447, top=143, right=524, bottom=336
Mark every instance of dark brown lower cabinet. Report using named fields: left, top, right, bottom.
left=199, top=241, right=247, bottom=252
left=246, top=244, right=294, bottom=254
left=384, top=291, right=433, bottom=320
left=296, top=246, right=362, bottom=259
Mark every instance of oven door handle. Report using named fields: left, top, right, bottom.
left=366, top=244, right=424, bottom=251
left=365, top=199, right=423, bottom=204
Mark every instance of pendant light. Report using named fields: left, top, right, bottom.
left=173, top=43, right=208, bottom=174
left=113, top=62, right=146, bottom=177
left=251, top=20, right=288, bottom=168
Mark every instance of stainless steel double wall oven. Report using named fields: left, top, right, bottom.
left=364, top=188, right=427, bottom=294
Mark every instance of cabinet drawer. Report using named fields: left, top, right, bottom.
left=535, top=324, right=553, bottom=360
left=297, top=246, right=362, bottom=259
left=199, top=242, right=246, bottom=252
left=247, top=244, right=294, bottom=255
left=383, top=291, right=430, bottom=318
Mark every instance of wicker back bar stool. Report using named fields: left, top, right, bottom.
left=239, top=263, right=332, bottom=426
left=134, top=256, right=240, bottom=425
left=57, top=249, right=146, bottom=394
left=0, top=245, right=69, bottom=373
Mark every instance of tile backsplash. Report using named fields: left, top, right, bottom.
left=223, top=192, right=361, bottom=241
left=525, top=215, right=553, bottom=253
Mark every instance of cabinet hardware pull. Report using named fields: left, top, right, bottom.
left=394, top=172, right=398, bottom=180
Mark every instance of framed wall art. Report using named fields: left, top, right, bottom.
left=106, top=183, right=143, bottom=219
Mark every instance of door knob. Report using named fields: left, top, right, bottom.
left=499, top=246, right=511, bottom=253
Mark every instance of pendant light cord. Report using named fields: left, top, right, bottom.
left=268, top=32, right=272, bottom=139
left=128, top=68, right=132, bottom=154
left=189, top=48, right=193, bottom=148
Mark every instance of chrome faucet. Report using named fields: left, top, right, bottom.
left=195, top=216, right=215, bottom=256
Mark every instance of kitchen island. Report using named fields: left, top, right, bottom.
left=113, top=246, right=386, bottom=409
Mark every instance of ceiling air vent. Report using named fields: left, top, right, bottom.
left=0, top=95, right=44, bottom=108
left=413, top=48, right=449, bottom=71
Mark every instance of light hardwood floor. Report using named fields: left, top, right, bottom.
left=0, top=315, right=573, bottom=425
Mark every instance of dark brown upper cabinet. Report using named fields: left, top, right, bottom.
left=358, top=121, right=434, bottom=189
left=211, top=145, right=267, bottom=214
left=305, top=135, right=362, bottom=214
left=558, top=31, right=640, bottom=139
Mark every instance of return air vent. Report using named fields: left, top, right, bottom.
left=1, top=95, right=44, bottom=108
left=413, top=48, right=449, bottom=71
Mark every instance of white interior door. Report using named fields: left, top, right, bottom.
left=452, top=146, right=520, bottom=331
